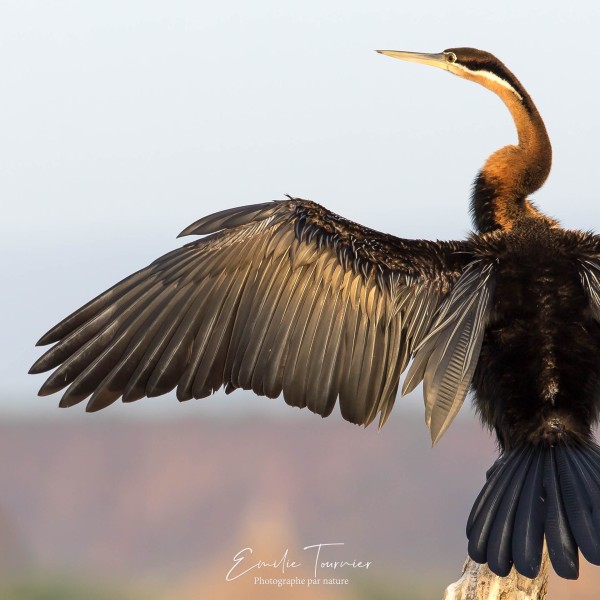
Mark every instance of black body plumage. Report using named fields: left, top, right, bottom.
left=473, top=220, right=600, bottom=451
left=29, top=48, right=600, bottom=581
left=467, top=220, right=600, bottom=578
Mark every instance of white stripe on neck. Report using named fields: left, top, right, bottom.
left=460, top=65, right=523, bottom=100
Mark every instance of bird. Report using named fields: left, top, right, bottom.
left=29, top=47, right=600, bottom=581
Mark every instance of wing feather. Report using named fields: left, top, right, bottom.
left=580, top=257, right=600, bottom=320
left=405, top=261, right=494, bottom=445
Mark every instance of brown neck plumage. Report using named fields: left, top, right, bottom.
left=470, top=73, right=554, bottom=233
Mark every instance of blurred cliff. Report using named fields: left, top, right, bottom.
left=0, top=406, right=598, bottom=598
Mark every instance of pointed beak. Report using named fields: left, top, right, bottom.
left=376, top=50, right=452, bottom=71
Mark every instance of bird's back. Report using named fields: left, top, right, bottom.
left=472, top=220, right=600, bottom=450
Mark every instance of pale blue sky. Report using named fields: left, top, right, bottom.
left=4, top=0, right=600, bottom=420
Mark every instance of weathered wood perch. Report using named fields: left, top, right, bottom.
left=443, top=546, right=549, bottom=600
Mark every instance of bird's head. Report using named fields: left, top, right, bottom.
left=377, top=47, right=526, bottom=103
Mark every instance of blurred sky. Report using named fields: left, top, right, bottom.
left=4, top=0, right=600, bottom=420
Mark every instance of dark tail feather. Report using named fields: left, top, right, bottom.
left=543, top=448, right=578, bottom=578
left=486, top=449, right=535, bottom=576
left=467, top=440, right=600, bottom=579
left=466, top=446, right=531, bottom=566
left=512, top=450, right=545, bottom=577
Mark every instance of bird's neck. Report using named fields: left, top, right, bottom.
left=471, top=82, right=554, bottom=233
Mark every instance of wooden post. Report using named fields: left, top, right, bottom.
left=443, top=546, right=549, bottom=600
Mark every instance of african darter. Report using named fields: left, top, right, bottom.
left=30, top=48, right=600, bottom=580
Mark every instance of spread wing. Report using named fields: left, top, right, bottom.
left=30, top=197, right=485, bottom=434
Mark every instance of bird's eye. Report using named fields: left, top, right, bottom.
left=446, top=52, right=457, bottom=64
